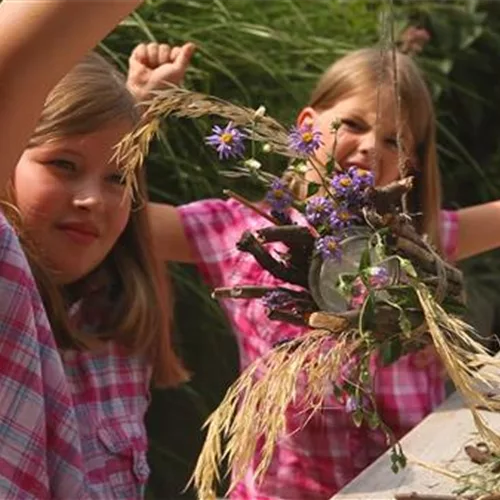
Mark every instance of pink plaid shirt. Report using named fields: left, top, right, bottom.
left=0, top=212, right=87, bottom=499
left=179, top=199, right=459, bottom=500
left=1, top=212, right=152, bottom=499
left=61, top=341, right=152, bottom=499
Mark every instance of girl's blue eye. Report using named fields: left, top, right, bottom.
left=385, top=137, right=398, bottom=149
left=341, top=118, right=363, bottom=131
left=107, top=172, right=125, bottom=185
left=50, top=159, right=76, bottom=171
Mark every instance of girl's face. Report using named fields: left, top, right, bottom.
left=298, top=90, right=416, bottom=186
left=13, top=119, right=132, bottom=284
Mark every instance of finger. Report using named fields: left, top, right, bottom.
left=182, top=42, right=196, bottom=63
left=158, top=43, right=171, bottom=65
left=171, top=42, right=196, bottom=75
left=146, top=42, right=160, bottom=68
left=130, top=43, right=148, bottom=64
left=170, top=46, right=180, bottom=61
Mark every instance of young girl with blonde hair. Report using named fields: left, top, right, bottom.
left=2, top=50, right=189, bottom=497
left=129, top=43, right=500, bottom=498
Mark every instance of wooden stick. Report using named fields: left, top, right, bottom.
left=224, top=189, right=279, bottom=225
left=394, top=494, right=475, bottom=500
left=212, top=285, right=311, bottom=300
left=308, top=307, right=426, bottom=338
left=368, top=176, right=414, bottom=214
left=257, top=225, right=315, bottom=248
left=237, top=230, right=308, bottom=287
left=395, top=237, right=464, bottom=286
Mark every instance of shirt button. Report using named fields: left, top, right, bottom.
left=134, top=454, right=150, bottom=481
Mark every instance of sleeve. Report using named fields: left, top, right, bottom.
left=440, top=209, right=459, bottom=262
left=0, top=213, right=86, bottom=499
left=177, top=198, right=251, bottom=289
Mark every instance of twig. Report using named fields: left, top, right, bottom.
left=394, top=494, right=475, bottom=500
left=257, top=225, right=316, bottom=272
left=395, top=237, right=464, bottom=288
left=368, top=176, right=414, bottom=214
left=237, top=231, right=308, bottom=287
left=223, top=189, right=279, bottom=225
left=212, top=285, right=311, bottom=300
left=268, top=309, right=309, bottom=326
left=257, top=225, right=315, bottom=247
left=308, top=307, right=426, bottom=338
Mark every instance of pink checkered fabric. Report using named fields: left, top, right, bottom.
left=61, top=341, right=152, bottom=499
left=0, top=212, right=87, bottom=499
left=179, top=200, right=459, bottom=500
left=0, top=211, right=152, bottom=499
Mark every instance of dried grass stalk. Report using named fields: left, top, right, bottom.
left=416, top=285, right=500, bottom=449
left=192, top=329, right=362, bottom=499
left=191, top=282, right=500, bottom=499
left=114, top=86, right=293, bottom=196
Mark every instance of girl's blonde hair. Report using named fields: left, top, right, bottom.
left=3, top=52, right=187, bottom=387
left=294, top=48, right=441, bottom=247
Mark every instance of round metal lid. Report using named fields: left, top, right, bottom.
left=308, top=228, right=398, bottom=313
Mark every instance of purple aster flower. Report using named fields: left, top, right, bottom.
left=350, top=277, right=369, bottom=309
left=288, top=120, right=323, bottom=156
left=348, top=166, right=374, bottom=190
left=349, top=266, right=391, bottom=309
left=328, top=205, right=355, bottom=232
left=262, top=290, right=294, bottom=311
left=305, top=196, right=334, bottom=227
left=265, top=179, right=293, bottom=213
left=345, top=394, right=371, bottom=413
left=330, top=173, right=357, bottom=200
left=367, top=266, right=390, bottom=289
left=315, top=235, right=342, bottom=261
left=205, top=121, right=246, bottom=160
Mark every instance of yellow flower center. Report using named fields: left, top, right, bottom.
left=339, top=211, right=349, bottom=221
left=301, top=131, right=314, bottom=143
left=357, top=168, right=369, bottom=177
left=327, top=240, right=338, bottom=251
left=274, top=189, right=284, bottom=199
left=221, top=132, right=234, bottom=144
left=340, top=177, right=352, bottom=187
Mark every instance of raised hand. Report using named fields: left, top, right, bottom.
left=127, top=41, right=196, bottom=102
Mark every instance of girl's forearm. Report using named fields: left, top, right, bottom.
left=455, top=200, right=500, bottom=261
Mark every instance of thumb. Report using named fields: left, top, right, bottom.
left=171, top=42, right=196, bottom=74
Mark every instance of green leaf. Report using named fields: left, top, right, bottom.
left=352, top=409, right=364, bottom=427
left=336, top=272, right=357, bottom=296
left=373, top=233, right=387, bottom=261
left=367, top=412, right=380, bottom=430
left=326, top=159, right=335, bottom=176
left=396, top=256, right=417, bottom=278
left=332, top=384, right=344, bottom=401
left=380, top=338, right=403, bottom=366
left=398, top=313, right=412, bottom=336
left=307, top=182, right=321, bottom=197
left=359, top=368, right=371, bottom=385
left=359, top=292, right=376, bottom=334
left=358, top=248, right=372, bottom=272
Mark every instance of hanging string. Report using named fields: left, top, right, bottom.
left=377, top=0, right=409, bottom=214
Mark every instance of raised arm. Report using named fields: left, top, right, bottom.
left=455, top=201, right=500, bottom=261
left=0, top=0, right=142, bottom=190
left=148, top=203, right=196, bottom=263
